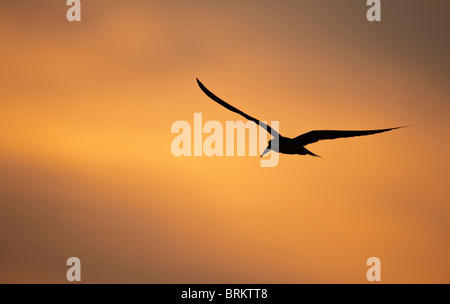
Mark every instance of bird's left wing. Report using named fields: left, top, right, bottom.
left=293, top=127, right=406, bottom=146
left=196, top=79, right=280, bottom=138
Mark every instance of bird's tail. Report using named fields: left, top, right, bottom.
left=305, top=148, right=321, bottom=158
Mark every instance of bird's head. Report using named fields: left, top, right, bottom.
left=261, top=140, right=272, bottom=157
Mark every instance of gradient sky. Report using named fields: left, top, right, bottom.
left=0, top=0, right=449, bottom=283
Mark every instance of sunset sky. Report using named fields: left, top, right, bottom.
left=0, top=0, right=449, bottom=283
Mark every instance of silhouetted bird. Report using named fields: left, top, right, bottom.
left=196, top=78, right=406, bottom=157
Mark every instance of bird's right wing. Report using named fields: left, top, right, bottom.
left=293, top=127, right=405, bottom=146
left=196, top=79, right=280, bottom=137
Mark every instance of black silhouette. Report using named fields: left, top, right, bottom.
left=196, top=78, right=406, bottom=157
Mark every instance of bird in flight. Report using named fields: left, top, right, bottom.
left=196, top=78, right=406, bottom=158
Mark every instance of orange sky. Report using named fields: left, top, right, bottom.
left=0, top=0, right=449, bottom=283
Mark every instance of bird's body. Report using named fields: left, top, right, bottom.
left=268, top=136, right=320, bottom=157
left=196, top=78, right=406, bottom=158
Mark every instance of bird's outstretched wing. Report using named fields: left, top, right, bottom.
left=196, top=78, right=280, bottom=138
left=293, top=127, right=406, bottom=146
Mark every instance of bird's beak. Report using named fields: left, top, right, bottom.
left=261, top=147, right=271, bottom=157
